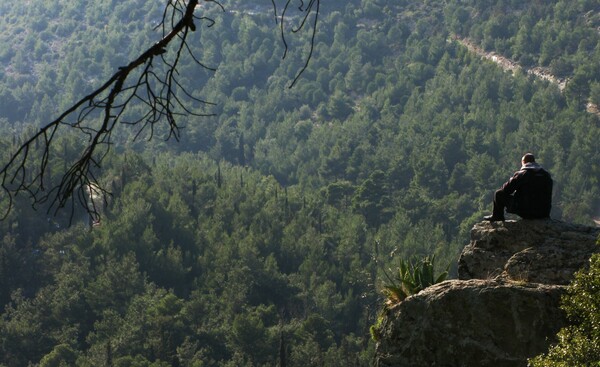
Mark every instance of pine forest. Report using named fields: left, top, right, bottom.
left=0, top=0, right=599, bottom=365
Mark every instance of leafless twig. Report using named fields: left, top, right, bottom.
left=276, top=0, right=320, bottom=88
left=0, top=0, right=319, bottom=221
left=0, top=0, right=216, bottom=221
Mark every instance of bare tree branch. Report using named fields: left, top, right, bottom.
left=0, top=0, right=213, bottom=221
left=0, top=0, right=319, bottom=222
left=277, top=0, right=320, bottom=88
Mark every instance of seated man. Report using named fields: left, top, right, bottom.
left=485, top=153, right=553, bottom=221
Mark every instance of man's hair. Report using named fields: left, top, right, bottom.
left=522, top=153, right=535, bottom=163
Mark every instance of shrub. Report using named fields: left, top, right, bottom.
left=529, top=252, right=600, bottom=366
left=381, top=255, right=449, bottom=307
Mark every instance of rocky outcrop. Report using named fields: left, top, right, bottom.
left=459, top=219, right=600, bottom=285
left=374, top=280, right=566, bottom=367
left=374, top=219, right=600, bottom=367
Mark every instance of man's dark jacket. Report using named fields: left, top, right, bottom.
left=501, top=162, right=553, bottom=218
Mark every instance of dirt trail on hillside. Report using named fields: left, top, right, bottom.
left=452, top=36, right=600, bottom=117
left=452, top=36, right=568, bottom=90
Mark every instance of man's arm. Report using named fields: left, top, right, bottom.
left=500, top=171, right=523, bottom=195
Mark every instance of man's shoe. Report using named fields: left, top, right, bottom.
left=484, top=215, right=504, bottom=221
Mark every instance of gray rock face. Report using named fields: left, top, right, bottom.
left=458, top=219, right=599, bottom=284
left=374, top=219, right=600, bottom=367
left=374, top=280, right=566, bottom=367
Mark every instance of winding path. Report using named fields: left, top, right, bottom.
left=451, top=36, right=600, bottom=117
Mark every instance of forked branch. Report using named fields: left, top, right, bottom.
left=276, top=0, right=320, bottom=88
left=0, top=0, right=215, bottom=220
left=0, top=0, right=319, bottom=221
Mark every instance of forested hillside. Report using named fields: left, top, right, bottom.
left=0, top=0, right=599, bottom=365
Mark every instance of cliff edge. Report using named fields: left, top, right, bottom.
left=374, top=219, right=600, bottom=367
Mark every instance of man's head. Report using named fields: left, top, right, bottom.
left=522, top=153, right=535, bottom=164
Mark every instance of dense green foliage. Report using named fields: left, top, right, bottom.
left=1, top=155, right=377, bottom=366
left=529, top=251, right=600, bottom=366
left=445, top=0, right=600, bottom=108
left=0, top=0, right=599, bottom=365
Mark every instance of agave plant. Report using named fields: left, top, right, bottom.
left=382, top=255, right=449, bottom=306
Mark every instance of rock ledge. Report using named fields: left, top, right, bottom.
left=458, top=219, right=599, bottom=284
